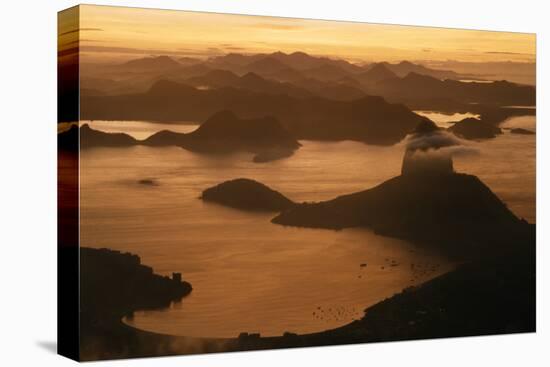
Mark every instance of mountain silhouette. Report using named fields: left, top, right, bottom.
left=380, top=60, right=460, bottom=79
left=270, top=51, right=364, bottom=74
left=58, top=124, right=137, bottom=150
left=207, top=51, right=363, bottom=75
left=59, top=113, right=300, bottom=162
left=208, top=52, right=265, bottom=69
left=120, top=55, right=181, bottom=71
left=144, top=110, right=301, bottom=161
left=272, top=171, right=525, bottom=257
left=185, top=69, right=240, bottom=88
left=177, top=56, right=201, bottom=67
left=82, top=79, right=429, bottom=145
left=356, top=63, right=397, bottom=85
left=376, top=72, right=535, bottom=106
left=232, top=72, right=313, bottom=98
left=243, top=56, right=303, bottom=81
left=186, top=69, right=362, bottom=100
left=201, top=178, right=295, bottom=211
left=301, top=64, right=352, bottom=82
left=449, top=117, right=502, bottom=139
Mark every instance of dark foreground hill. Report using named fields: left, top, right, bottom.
left=252, top=236, right=535, bottom=349
left=79, top=247, right=192, bottom=360
left=81, top=79, right=430, bottom=145
left=272, top=172, right=527, bottom=258
left=74, top=168, right=534, bottom=359
left=201, top=178, right=295, bottom=211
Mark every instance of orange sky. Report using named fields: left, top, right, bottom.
left=62, top=4, right=536, bottom=64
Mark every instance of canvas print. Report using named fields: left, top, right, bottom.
left=58, top=4, right=536, bottom=361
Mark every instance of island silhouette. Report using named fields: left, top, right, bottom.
left=201, top=178, right=295, bottom=211
left=58, top=111, right=301, bottom=162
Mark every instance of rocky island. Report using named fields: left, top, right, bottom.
left=201, top=178, right=295, bottom=211
left=448, top=117, right=502, bottom=140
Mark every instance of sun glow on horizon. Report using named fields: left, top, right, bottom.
left=68, top=5, right=535, bottom=65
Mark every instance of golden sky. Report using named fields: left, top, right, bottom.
left=66, top=4, right=535, bottom=64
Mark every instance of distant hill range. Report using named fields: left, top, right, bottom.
left=375, top=72, right=535, bottom=107
left=81, top=78, right=429, bottom=145
left=76, top=53, right=535, bottom=141
left=373, top=61, right=460, bottom=79
left=120, top=55, right=182, bottom=71
left=80, top=52, right=489, bottom=98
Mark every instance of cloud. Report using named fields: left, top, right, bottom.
left=410, top=145, right=479, bottom=159
left=406, top=130, right=479, bottom=159
left=406, top=130, right=461, bottom=151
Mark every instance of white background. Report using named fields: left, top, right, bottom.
left=0, top=0, right=547, bottom=365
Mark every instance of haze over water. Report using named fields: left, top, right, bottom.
left=79, top=115, right=535, bottom=338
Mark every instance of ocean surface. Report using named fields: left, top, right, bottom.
left=79, top=114, right=535, bottom=338
left=413, top=110, right=480, bottom=128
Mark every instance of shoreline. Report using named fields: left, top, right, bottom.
left=80, top=225, right=534, bottom=361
